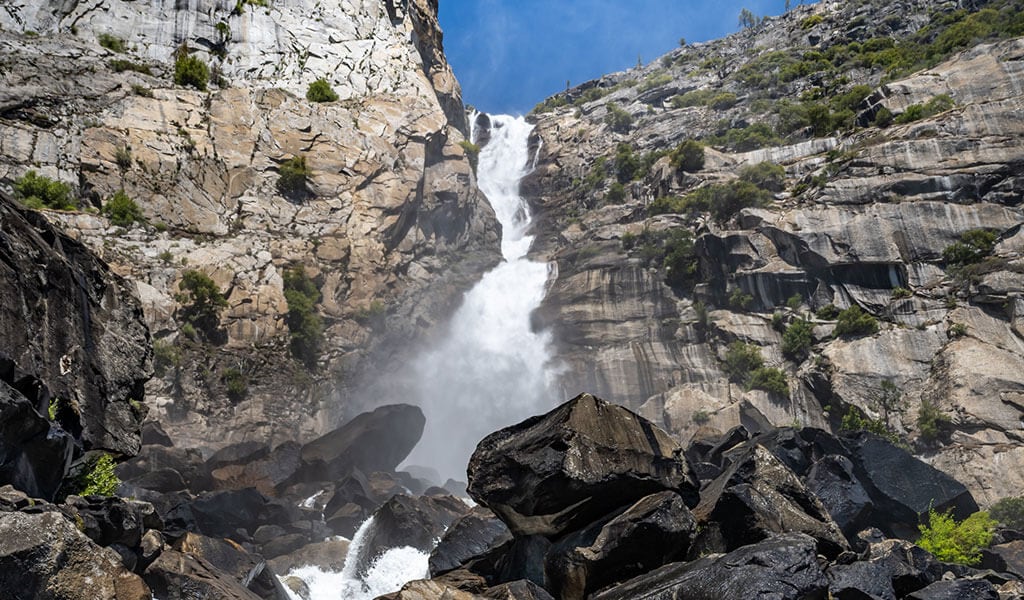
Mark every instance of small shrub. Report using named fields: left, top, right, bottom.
left=605, top=103, right=633, bottom=133
left=693, top=409, right=710, bottom=425
left=895, top=94, right=955, bottom=124
left=801, top=14, right=824, bottom=29
left=153, top=339, right=182, bottom=377
left=620, top=231, right=637, bottom=250
left=772, top=311, right=786, bottom=332
left=14, top=170, right=76, bottom=210
left=306, top=78, right=339, bottom=103
left=103, top=190, right=143, bottom=226
left=277, top=155, right=310, bottom=199
left=459, top=140, right=481, bottom=172
left=782, top=319, right=814, bottom=359
left=833, top=306, right=879, bottom=338
left=614, top=143, right=642, bottom=183
left=173, top=51, right=209, bottom=91
left=839, top=405, right=901, bottom=443
left=750, top=367, right=789, bottom=396
left=114, top=146, right=132, bottom=171
left=708, top=92, right=739, bottom=110
left=606, top=182, right=627, bottom=204
left=222, top=368, right=248, bottom=401
left=786, top=294, right=803, bottom=311
left=97, top=33, right=126, bottom=53
left=990, top=496, right=1024, bottom=530
left=283, top=266, right=323, bottom=368
left=729, top=287, right=753, bottom=310
left=873, top=106, right=894, bottom=127
left=948, top=322, right=968, bottom=338
left=131, top=84, right=154, bottom=97
left=109, top=59, right=152, bottom=75
left=942, top=229, right=997, bottom=266
left=669, top=140, right=704, bottom=173
left=663, top=229, right=699, bottom=290
left=815, top=304, right=841, bottom=320
left=892, top=287, right=912, bottom=299
left=917, top=509, right=994, bottom=566
left=80, top=454, right=120, bottom=496
left=176, top=270, right=227, bottom=339
left=738, top=161, right=786, bottom=192
left=724, top=341, right=764, bottom=383
left=917, top=400, right=950, bottom=442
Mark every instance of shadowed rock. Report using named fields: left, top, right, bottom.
left=297, top=404, right=425, bottom=482
left=0, top=379, right=73, bottom=499
left=467, top=393, right=698, bottom=538
left=590, top=533, right=827, bottom=600
left=356, top=494, right=470, bottom=575
left=430, top=506, right=513, bottom=577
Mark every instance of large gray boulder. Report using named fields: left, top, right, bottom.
left=0, top=510, right=150, bottom=599
left=0, top=379, right=73, bottom=499
left=296, top=404, right=425, bottom=483
left=467, top=393, right=699, bottom=538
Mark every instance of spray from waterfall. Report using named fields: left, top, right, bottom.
left=401, top=113, right=560, bottom=481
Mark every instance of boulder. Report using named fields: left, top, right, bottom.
left=379, top=579, right=485, bottom=600
left=0, top=193, right=151, bottom=459
left=141, top=421, right=174, bottom=447
left=126, top=468, right=190, bottom=493
left=297, top=404, right=425, bottom=482
left=267, top=538, right=349, bottom=574
left=189, top=488, right=297, bottom=540
left=430, top=506, right=513, bottom=577
left=63, top=495, right=162, bottom=549
left=0, top=378, right=74, bottom=500
left=590, top=533, right=828, bottom=600
left=326, top=501, right=369, bottom=538
left=467, top=393, right=698, bottom=538
left=546, top=491, right=697, bottom=600
left=175, top=532, right=291, bottom=600
left=0, top=510, right=150, bottom=599
left=206, top=441, right=270, bottom=472
left=905, top=579, right=999, bottom=600
left=484, top=580, right=556, bottom=600
left=693, top=444, right=849, bottom=558
left=805, top=454, right=874, bottom=538
left=116, top=445, right=209, bottom=491
left=988, top=540, right=1024, bottom=579
left=356, top=494, right=470, bottom=574
left=143, top=547, right=264, bottom=600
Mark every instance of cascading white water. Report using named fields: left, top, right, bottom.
left=402, top=113, right=559, bottom=480
left=282, top=516, right=431, bottom=600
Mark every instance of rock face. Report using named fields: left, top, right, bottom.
left=0, top=0, right=499, bottom=453
left=467, top=393, right=699, bottom=538
left=523, top=0, right=1024, bottom=506
left=0, top=191, right=150, bottom=498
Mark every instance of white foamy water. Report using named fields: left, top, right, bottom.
left=402, top=114, right=560, bottom=480
left=281, top=516, right=430, bottom=600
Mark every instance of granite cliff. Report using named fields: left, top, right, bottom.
left=0, top=0, right=499, bottom=450
left=525, top=0, right=1024, bottom=506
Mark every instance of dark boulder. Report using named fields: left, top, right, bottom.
left=692, top=444, right=849, bottom=558
left=126, top=468, right=189, bottom=493
left=206, top=441, right=270, bottom=472
left=468, top=393, right=698, bottom=538
left=326, top=501, right=369, bottom=538
left=116, top=444, right=208, bottom=491
left=267, top=538, right=349, bottom=574
left=0, top=192, right=151, bottom=458
left=905, top=579, right=999, bottom=600
left=828, top=560, right=901, bottom=600
left=141, top=421, right=173, bottom=447
left=546, top=491, right=697, bottom=600
left=63, top=495, right=161, bottom=549
left=806, top=454, right=874, bottom=538
left=143, top=548, right=264, bottom=600
left=430, top=506, right=513, bottom=577
left=988, top=540, right=1024, bottom=578
left=175, top=532, right=291, bottom=600
left=296, top=404, right=425, bottom=482
left=590, top=533, right=828, bottom=600
left=355, top=493, right=471, bottom=574
left=0, top=379, right=74, bottom=499
left=0, top=510, right=150, bottom=599
left=189, top=488, right=297, bottom=541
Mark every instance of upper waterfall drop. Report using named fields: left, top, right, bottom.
left=402, top=113, right=560, bottom=480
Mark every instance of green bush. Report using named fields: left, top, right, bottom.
left=782, top=319, right=814, bottom=359
left=306, top=78, right=339, bottom=103
left=277, top=155, right=310, bottom=199
left=990, top=496, right=1024, bottom=530
left=459, top=140, right=481, bottom=172
left=917, top=400, right=950, bottom=442
left=14, top=170, right=76, bottom=210
left=729, top=287, right=753, bottom=310
left=663, top=229, right=699, bottom=290
left=815, top=304, right=841, bottom=320
left=283, top=266, right=323, bottom=368
left=724, top=341, right=765, bottom=383
left=153, top=339, right=182, bottom=377
left=176, top=269, right=227, bottom=339
left=833, top=306, right=879, bottom=338
left=614, top=143, right=642, bottom=183
left=738, top=161, right=786, bottom=192
left=103, top=190, right=143, bottom=226
left=531, top=95, right=568, bottom=114
left=891, top=286, right=912, bottom=299
left=708, top=92, right=739, bottom=110
left=671, top=89, right=717, bottom=108
left=222, top=368, right=248, bottom=401
left=174, top=52, right=209, bottom=91
left=750, top=367, right=789, bottom=396
left=917, top=509, right=994, bottom=566
left=605, top=103, right=633, bottom=133
left=708, top=122, right=782, bottom=151
left=80, top=454, right=120, bottom=496
left=942, top=228, right=997, bottom=266
left=97, top=33, right=126, bottom=53
left=801, top=14, right=824, bottom=29
left=606, top=182, right=627, bottom=204
left=649, top=180, right=772, bottom=224
left=873, top=106, right=894, bottom=127
left=840, top=405, right=898, bottom=442
left=109, top=59, right=152, bottom=75
left=895, top=94, right=955, bottom=124
left=669, top=140, right=704, bottom=173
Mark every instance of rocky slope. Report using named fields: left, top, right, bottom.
left=0, top=0, right=499, bottom=450
left=525, top=0, right=1024, bottom=506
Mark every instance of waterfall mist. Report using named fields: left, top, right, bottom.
left=400, top=114, right=560, bottom=481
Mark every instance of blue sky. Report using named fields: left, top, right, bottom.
left=438, top=0, right=807, bottom=115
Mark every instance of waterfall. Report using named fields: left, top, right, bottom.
left=402, top=113, right=559, bottom=481
left=281, top=516, right=430, bottom=600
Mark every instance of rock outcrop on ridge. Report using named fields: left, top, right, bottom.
left=0, top=0, right=500, bottom=451
left=523, top=0, right=1024, bottom=506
